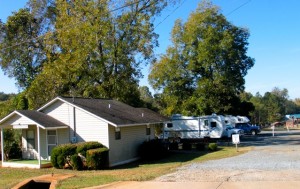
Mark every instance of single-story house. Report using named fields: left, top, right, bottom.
left=0, top=96, right=168, bottom=168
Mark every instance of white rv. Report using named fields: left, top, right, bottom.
left=163, top=114, right=228, bottom=140
left=224, top=115, right=250, bottom=126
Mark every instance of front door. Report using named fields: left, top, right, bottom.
left=47, top=130, right=57, bottom=158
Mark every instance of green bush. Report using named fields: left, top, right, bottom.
left=71, top=154, right=84, bottom=170
left=86, top=147, right=109, bottom=170
left=208, top=143, right=218, bottom=151
left=57, top=154, right=65, bottom=169
left=9, top=142, right=22, bottom=159
left=51, top=142, right=106, bottom=170
left=76, top=141, right=104, bottom=157
left=139, top=139, right=169, bottom=160
left=51, top=147, right=62, bottom=168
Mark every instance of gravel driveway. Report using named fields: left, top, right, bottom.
left=155, top=131, right=300, bottom=182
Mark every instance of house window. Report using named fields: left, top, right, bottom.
left=47, top=130, right=57, bottom=156
left=115, top=127, right=121, bottom=140
left=27, top=130, right=35, bottom=149
left=146, top=127, right=151, bottom=135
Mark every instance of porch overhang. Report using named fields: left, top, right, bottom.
left=0, top=110, right=68, bottom=169
left=0, top=110, right=68, bottom=129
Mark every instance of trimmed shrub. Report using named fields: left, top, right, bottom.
left=51, top=141, right=106, bottom=170
left=76, top=141, right=104, bottom=157
left=62, top=144, right=77, bottom=156
left=139, top=139, right=169, bottom=160
left=71, top=154, right=84, bottom=170
left=51, top=146, right=62, bottom=168
left=208, top=143, right=218, bottom=151
left=57, top=154, right=65, bottom=169
left=86, top=147, right=109, bottom=170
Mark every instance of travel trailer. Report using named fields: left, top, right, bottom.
left=224, top=115, right=250, bottom=127
left=163, top=114, right=229, bottom=140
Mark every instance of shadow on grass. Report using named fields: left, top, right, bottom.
left=112, top=149, right=219, bottom=170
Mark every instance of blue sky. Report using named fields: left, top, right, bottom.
left=1, top=0, right=300, bottom=99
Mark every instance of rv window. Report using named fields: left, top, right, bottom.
left=204, top=120, right=209, bottom=126
left=238, top=118, right=242, bottom=121
left=167, top=123, right=173, bottom=128
left=211, top=122, right=217, bottom=128
left=225, top=120, right=228, bottom=124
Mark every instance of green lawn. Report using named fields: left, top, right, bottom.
left=0, top=146, right=250, bottom=189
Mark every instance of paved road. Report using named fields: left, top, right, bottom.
left=87, top=130, right=300, bottom=189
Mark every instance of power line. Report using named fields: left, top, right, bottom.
left=226, top=0, right=251, bottom=16
left=154, top=0, right=186, bottom=29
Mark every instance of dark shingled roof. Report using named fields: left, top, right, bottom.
left=59, top=97, right=169, bottom=126
left=16, top=110, right=68, bottom=128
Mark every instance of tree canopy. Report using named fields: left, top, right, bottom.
left=0, top=0, right=176, bottom=109
left=149, top=1, right=254, bottom=116
left=248, top=87, right=300, bottom=125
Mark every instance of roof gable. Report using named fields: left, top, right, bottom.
left=0, top=110, right=68, bottom=129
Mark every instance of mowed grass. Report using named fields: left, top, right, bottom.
left=0, top=146, right=251, bottom=189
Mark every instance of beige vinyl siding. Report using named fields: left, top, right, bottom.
left=57, top=128, right=70, bottom=144
left=108, top=125, right=155, bottom=166
left=74, top=107, right=109, bottom=147
left=1, top=114, right=36, bottom=127
left=42, top=100, right=73, bottom=126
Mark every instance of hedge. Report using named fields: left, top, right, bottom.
left=76, top=141, right=104, bottom=157
left=51, top=142, right=108, bottom=170
left=86, top=147, right=109, bottom=170
left=208, top=143, right=218, bottom=151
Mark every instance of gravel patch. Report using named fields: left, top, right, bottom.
left=155, top=133, right=300, bottom=182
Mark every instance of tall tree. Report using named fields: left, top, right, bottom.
left=0, top=8, right=46, bottom=89
left=26, top=0, right=173, bottom=108
left=149, top=1, right=254, bottom=115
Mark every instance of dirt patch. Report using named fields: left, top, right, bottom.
left=12, top=174, right=75, bottom=189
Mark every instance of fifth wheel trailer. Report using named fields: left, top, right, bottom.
left=163, top=114, right=228, bottom=140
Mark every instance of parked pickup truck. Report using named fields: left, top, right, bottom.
left=235, top=123, right=261, bottom=135
left=225, top=125, right=244, bottom=138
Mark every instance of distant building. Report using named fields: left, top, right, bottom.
left=285, top=114, right=300, bottom=127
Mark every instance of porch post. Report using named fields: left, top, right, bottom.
left=1, top=128, right=4, bottom=162
left=37, top=126, right=41, bottom=166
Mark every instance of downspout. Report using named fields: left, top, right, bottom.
left=37, top=126, right=41, bottom=167
left=73, top=107, right=76, bottom=137
left=1, top=128, right=4, bottom=162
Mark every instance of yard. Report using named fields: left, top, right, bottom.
left=0, top=146, right=250, bottom=189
